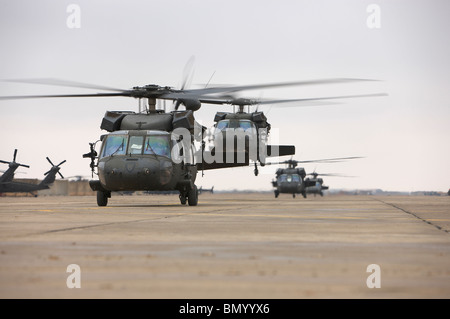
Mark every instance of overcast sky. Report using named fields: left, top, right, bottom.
left=0, top=0, right=449, bottom=192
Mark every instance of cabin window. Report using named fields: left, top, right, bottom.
left=144, top=135, right=170, bottom=158
left=101, top=135, right=128, bottom=158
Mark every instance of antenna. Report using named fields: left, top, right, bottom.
left=205, top=71, right=216, bottom=88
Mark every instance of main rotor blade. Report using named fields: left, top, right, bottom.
left=0, top=92, right=130, bottom=100
left=308, top=173, right=357, bottom=177
left=13, top=149, right=17, bottom=162
left=256, top=93, right=388, bottom=105
left=263, top=156, right=365, bottom=166
left=181, top=56, right=195, bottom=90
left=57, top=160, right=67, bottom=167
left=197, top=93, right=387, bottom=106
left=294, top=156, right=365, bottom=164
left=184, top=78, right=380, bottom=96
left=46, top=157, right=54, bottom=167
left=4, top=78, right=124, bottom=92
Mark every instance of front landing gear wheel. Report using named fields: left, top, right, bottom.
left=179, top=193, right=187, bottom=205
left=188, top=185, right=198, bottom=206
left=97, top=191, right=110, bottom=207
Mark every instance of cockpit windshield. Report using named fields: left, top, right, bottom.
left=100, top=134, right=171, bottom=158
left=278, top=174, right=300, bottom=183
left=143, top=135, right=170, bottom=157
left=216, top=119, right=255, bottom=131
left=101, top=135, right=128, bottom=158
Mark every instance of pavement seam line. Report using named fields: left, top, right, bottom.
left=373, top=198, right=449, bottom=234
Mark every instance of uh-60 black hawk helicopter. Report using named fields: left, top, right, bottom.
left=304, top=171, right=355, bottom=197
left=268, top=158, right=362, bottom=198
left=0, top=149, right=30, bottom=185
left=0, top=149, right=66, bottom=196
left=1, top=75, right=383, bottom=206
left=199, top=83, right=385, bottom=176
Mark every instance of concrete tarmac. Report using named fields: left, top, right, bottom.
left=0, top=193, right=449, bottom=298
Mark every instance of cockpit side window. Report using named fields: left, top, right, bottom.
left=144, top=135, right=170, bottom=158
left=101, top=135, right=128, bottom=158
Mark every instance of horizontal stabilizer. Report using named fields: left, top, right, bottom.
left=266, top=145, right=295, bottom=157
left=196, top=151, right=249, bottom=170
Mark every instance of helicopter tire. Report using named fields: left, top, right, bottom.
left=292, top=194, right=296, bottom=198
left=187, top=185, right=198, bottom=206
left=274, top=191, right=279, bottom=198
left=97, top=191, right=109, bottom=207
left=179, top=193, right=187, bottom=205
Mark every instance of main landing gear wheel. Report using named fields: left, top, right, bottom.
left=97, top=191, right=110, bottom=207
left=274, top=190, right=279, bottom=198
left=187, top=185, right=198, bottom=206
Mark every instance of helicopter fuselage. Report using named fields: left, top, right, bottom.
left=272, top=167, right=306, bottom=198
left=305, top=178, right=328, bottom=196
left=94, top=130, right=197, bottom=193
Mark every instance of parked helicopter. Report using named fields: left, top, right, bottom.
left=0, top=74, right=382, bottom=206
left=0, top=149, right=30, bottom=184
left=268, top=158, right=362, bottom=198
left=0, top=157, right=66, bottom=196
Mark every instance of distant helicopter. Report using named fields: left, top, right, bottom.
left=304, top=172, right=355, bottom=197
left=198, top=186, right=214, bottom=194
left=0, top=149, right=30, bottom=184
left=1, top=71, right=383, bottom=206
left=202, top=89, right=385, bottom=176
left=268, top=157, right=362, bottom=198
left=0, top=157, right=65, bottom=196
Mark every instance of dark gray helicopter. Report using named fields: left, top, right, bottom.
left=200, top=87, right=385, bottom=176
left=1, top=75, right=381, bottom=206
left=304, top=172, right=329, bottom=197
left=304, top=172, right=354, bottom=197
left=0, top=149, right=30, bottom=184
left=268, top=158, right=362, bottom=198
left=0, top=157, right=65, bottom=196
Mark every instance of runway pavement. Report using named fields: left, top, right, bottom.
left=0, top=193, right=449, bottom=298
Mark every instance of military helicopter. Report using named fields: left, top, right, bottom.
left=198, top=186, right=214, bottom=194
left=268, top=157, right=362, bottom=198
left=200, top=88, right=386, bottom=176
left=0, top=149, right=30, bottom=184
left=0, top=157, right=65, bottom=196
left=1, top=74, right=381, bottom=206
left=304, top=172, right=355, bottom=197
